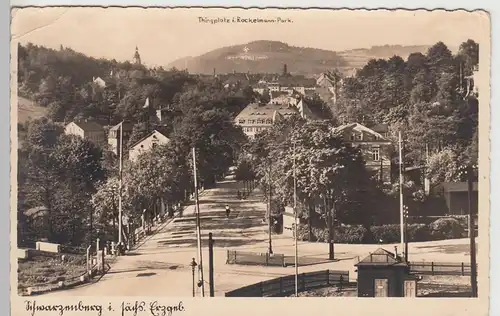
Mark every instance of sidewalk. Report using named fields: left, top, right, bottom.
left=42, top=177, right=474, bottom=297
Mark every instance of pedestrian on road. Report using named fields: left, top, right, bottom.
left=225, top=204, right=231, bottom=219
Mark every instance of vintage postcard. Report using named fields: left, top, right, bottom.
left=10, top=6, right=490, bottom=316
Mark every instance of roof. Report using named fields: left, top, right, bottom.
left=371, top=123, right=389, bottom=133
left=109, top=122, right=134, bottom=132
left=235, top=102, right=298, bottom=120
left=441, top=182, right=478, bottom=193
left=333, top=123, right=388, bottom=141
left=69, top=120, right=104, bottom=133
left=277, top=77, right=317, bottom=88
left=129, top=130, right=169, bottom=149
left=355, top=248, right=407, bottom=267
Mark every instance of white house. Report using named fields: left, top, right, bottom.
left=92, top=76, right=106, bottom=88
left=64, top=120, right=106, bottom=146
left=128, top=130, right=170, bottom=162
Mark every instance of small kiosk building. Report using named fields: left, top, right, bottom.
left=355, top=248, right=419, bottom=297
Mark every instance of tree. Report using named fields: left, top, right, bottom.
left=260, top=89, right=271, bottom=104
left=458, top=39, right=479, bottom=72
left=91, top=177, right=133, bottom=240
left=124, top=143, right=190, bottom=223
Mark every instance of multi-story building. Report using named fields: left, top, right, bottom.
left=64, top=120, right=106, bottom=147
left=108, top=121, right=134, bottom=156
left=333, top=123, right=393, bottom=183
left=235, top=97, right=318, bottom=138
left=234, top=102, right=297, bottom=138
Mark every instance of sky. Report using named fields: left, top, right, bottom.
left=11, top=7, right=489, bottom=67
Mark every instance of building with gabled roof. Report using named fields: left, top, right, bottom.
left=355, top=248, right=418, bottom=297
left=128, top=130, right=170, bottom=162
left=65, top=120, right=106, bottom=147
left=333, top=123, right=394, bottom=183
left=108, top=122, right=134, bottom=156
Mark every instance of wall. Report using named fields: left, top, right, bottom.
left=446, top=191, right=479, bottom=215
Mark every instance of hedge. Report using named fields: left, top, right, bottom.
left=296, top=217, right=466, bottom=244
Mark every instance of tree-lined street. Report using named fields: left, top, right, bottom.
left=43, top=173, right=476, bottom=297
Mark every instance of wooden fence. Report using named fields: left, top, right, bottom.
left=225, top=270, right=349, bottom=297
left=226, top=250, right=286, bottom=267
left=226, top=250, right=332, bottom=267
left=409, top=261, right=474, bottom=276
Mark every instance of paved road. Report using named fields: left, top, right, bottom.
left=43, top=177, right=476, bottom=297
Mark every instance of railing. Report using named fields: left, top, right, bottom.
left=226, top=250, right=332, bottom=267
left=226, top=250, right=285, bottom=267
left=409, top=261, right=475, bottom=276
left=225, top=270, right=349, bottom=297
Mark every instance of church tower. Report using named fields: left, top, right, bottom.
left=133, top=46, right=142, bottom=65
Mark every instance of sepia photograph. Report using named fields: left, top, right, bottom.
left=10, top=6, right=489, bottom=306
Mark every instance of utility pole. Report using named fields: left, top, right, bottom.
left=118, top=121, right=124, bottom=250
left=192, top=147, right=205, bottom=297
left=208, top=232, right=215, bottom=297
left=293, top=142, right=298, bottom=296
left=268, top=160, right=273, bottom=255
left=404, top=206, right=409, bottom=262
left=467, top=165, right=478, bottom=297
left=398, top=131, right=405, bottom=255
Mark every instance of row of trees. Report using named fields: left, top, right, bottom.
left=17, top=43, right=251, bottom=247
left=239, top=116, right=381, bottom=256
left=334, top=40, right=479, bottom=180
left=234, top=40, right=480, bottom=253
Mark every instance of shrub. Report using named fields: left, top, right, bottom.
left=295, top=224, right=310, bottom=241
left=370, top=225, right=400, bottom=243
left=335, top=226, right=368, bottom=243
left=407, top=224, right=431, bottom=242
left=428, top=218, right=465, bottom=239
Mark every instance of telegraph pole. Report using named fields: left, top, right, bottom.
left=467, top=165, right=478, bottom=297
left=398, top=131, right=405, bottom=255
left=118, top=121, right=124, bottom=249
left=268, top=160, right=273, bottom=255
left=208, top=232, right=215, bottom=297
left=293, top=142, right=298, bottom=296
left=192, top=147, right=205, bottom=297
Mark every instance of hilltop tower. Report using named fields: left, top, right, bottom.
left=133, top=46, right=142, bottom=65
left=283, top=63, right=288, bottom=76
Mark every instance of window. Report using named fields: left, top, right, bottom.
left=350, top=133, right=356, bottom=141
left=266, top=119, right=273, bottom=124
left=372, top=147, right=380, bottom=161
left=239, top=119, right=245, bottom=124
left=357, top=133, right=363, bottom=141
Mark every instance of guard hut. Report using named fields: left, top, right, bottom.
left=355, top=247, right=419, bottom=297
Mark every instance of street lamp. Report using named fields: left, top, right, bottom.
left=190, top=258, right=198, bottom=297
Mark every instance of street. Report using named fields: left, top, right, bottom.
left=42, top=177, right=476, bottom=297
